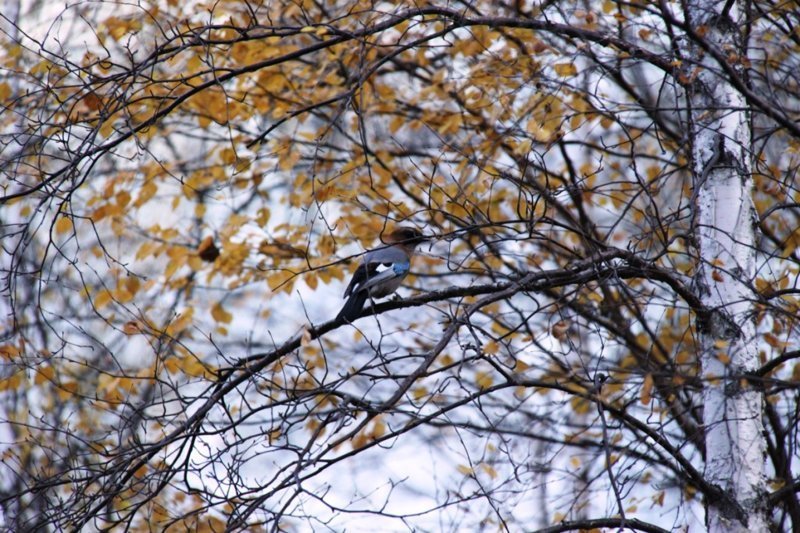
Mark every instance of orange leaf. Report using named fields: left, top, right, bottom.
left=0, top=345, right=20, bottom=360
left=640, top=373, right=654, bottom=405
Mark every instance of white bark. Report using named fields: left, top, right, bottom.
left=688, top=0, right=767, bottom=531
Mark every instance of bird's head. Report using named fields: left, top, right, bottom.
left=386, top=226, right=427, bottom=247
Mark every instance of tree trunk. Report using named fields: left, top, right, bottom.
left=688, top=0, right=767, bottom=530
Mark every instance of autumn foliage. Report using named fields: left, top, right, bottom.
left=2, top=0, right=800, bottom=531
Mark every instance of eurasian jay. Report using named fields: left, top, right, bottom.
left=337, top=227, right=427, bottom=322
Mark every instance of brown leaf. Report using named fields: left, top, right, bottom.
left=551, top=320, right=569, bottom=340
left=123, top=321, right=141, bottom=334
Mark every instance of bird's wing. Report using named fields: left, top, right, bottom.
left=343, top=246, right=410, bottom=298
left=358, top=263, right=408, bottom=294
left=343, top=261, right=380, bottom=298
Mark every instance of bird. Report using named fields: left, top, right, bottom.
left=337, top=226, right=427, bottom=322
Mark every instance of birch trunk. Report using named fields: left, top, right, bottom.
left=687, top=0, right=767, bottom=530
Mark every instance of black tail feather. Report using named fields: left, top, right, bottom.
left=337, top=291, right=368, bottom=322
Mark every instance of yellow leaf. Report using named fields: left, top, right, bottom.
left=267, top=270, right=295, bottom=294
left=106, top=16, right=142, bottom=41
left=765, top=333, right=788, bottom=348
left=133, top=464, right=149, bottom=479
left=412, top=387, right=428, bottom=400
left=372, top=418, right=386, bottom=439
left=267, top=429, right=282, bottom=444
left=135, top=180, right=158, bottom=207
left=182, top=356, right=208, bottom=378
left=570, top=396, right=591, bottom=414
left=305, top=273, right=318, bottom=290
left=0, top=82, right=11, bottom=101
left=483, top=340, right=500, bottom=355
left=211, top=302, right=233, bottom=324
left=30, top=60, right=51, bottom=76
left=480, top=463, right=498, bottom=479
left=35, top=365, right=55, bottom=385
left=256, top=207, right=271, bottom=226
left=98, top=373, right=118, bottom=393
left=114, top=288, right=134, bottom=304
left=554, top=63, right=578, bottom=77
left=0, top=345, right=20, bottom=360
left=164, top=357, right=181, bottom=374
left=475, top=370, right=493, bottom=390
left=135, top=241, right=157, bottom=261
left=512, top=138, right=532, bottom=156
left=640, top=373, right=654, bottom=405
left=57, top=380, right=78, bottom=400
left=457, top=464, right=474, bottom=476
left=219, top=147, right=237, bottom=164
left=95, top=289, right=113, bottom=309
left=351, top=431, right=368, bottom=450
left=0, top=371, right=23, bottom=391
left=116, top=190, right=131, bottom=208
left=314, top=183, right=339, bottom=202
left=55, top=216, right=73, bottom=234
left=164, top=255, right=187, bottom=278
left=166, top=310, right=193, bottom=335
